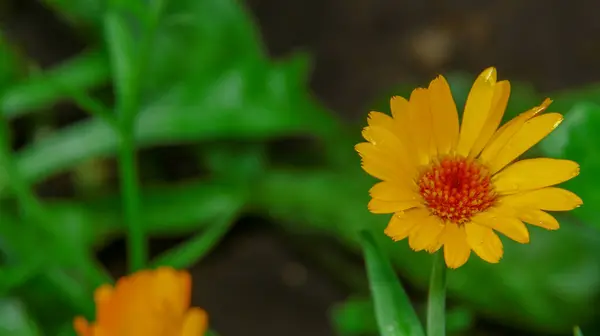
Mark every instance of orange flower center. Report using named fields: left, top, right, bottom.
left=417, top=156, right=496, bottom=224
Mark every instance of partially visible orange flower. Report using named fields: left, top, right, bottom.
left=74, top=267, right=207, bottom=336
left=356, top=67, right=582, bottom=269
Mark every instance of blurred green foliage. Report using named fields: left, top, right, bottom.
left=0, top=0, right=599, bottom=335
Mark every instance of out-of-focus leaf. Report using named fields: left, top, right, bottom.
left=0, top=260, right=44, bottom=296
left=0, top=297, right=42, bottom=336
left=201, top=142, right=266, bottom=182
left=539, top=102, right=600, bottom=226
left=0, top=35, right=24, bottom=91
left=445, top=306, right=474, bottom=334
left=3, top=0, right=339, bottom=196
left=43, top=179, right=247, bottom=247
left=14, top=270, right=91, bottom=336
left=574, top=326, right=584, bottom=336
left=0, top=49, right=110, bottom=117
left=0, top=179, right=243, bottom=333
left=151, top=210, right=239, bottom=269
left=550, top=84, right=600, bottom=114
left=331, top=298, right=473, bottom=336
left=359, top=231, right=425, bottom=336
left=5, top=56, right=332, bottom=196
left=253, top=169, right=600, bottom=334
left=331, top=298, right=378, bottom=336
left=57, top=323, right=77, bottom=336
left=41, top=0, right=104, bottom=28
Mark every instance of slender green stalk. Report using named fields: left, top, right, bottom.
left=104, top=1, right=166, bottom=271
left=427, top=251, right=447, bottom=336
left=118, top=130, right=146, bottom=271
left=104, top=11, right=147, bottom=272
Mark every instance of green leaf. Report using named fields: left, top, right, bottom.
left=151, top=211, right=239, bottom=269
left=41, top=0, right=104, bottom=27
left=0, top=49, right=110, bottom=118
left=539, top=102, right=599, bottom=226
left=205, top=330, right=220, bottom=336
left=57, top=323, right=77, bottom=336
left=0, top=34, right=24, bottom=91
left=14, top=271, right=92, bottom=336
left=78, top=180, right=246, bottom=241
left=0, top=298, right=42, bottom=336
left=331, top=298, right=474, bottom=335
left=574, top=326, right=584, bottom=336
left=2, top=0, right=339, bottom=197
left=0, top=179, right=245, bottom=334
left=331, top=298, right=378, bottom=336
left=359, top=231, right=425, bottom=336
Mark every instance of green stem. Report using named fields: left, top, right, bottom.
left=104, top=0, right=165, bottom=273
left=104, top=10, right=148, bottom=272
left=427, top=251, right=447, bottom=336
left=118, top=131, right=146, bottom=271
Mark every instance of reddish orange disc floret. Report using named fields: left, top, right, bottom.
left=417, top=156, right=496, bottom=224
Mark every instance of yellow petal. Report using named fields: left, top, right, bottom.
left=388, top=97, right=418, bottom=164
left=384, top=207, right=430, bottom=241
left=442, top=224, right=471, bottom=269
left=428, top=75, right=459, bottom=154
left=181, top=308, right=208, bottom=336
left=356, top=143, right=404, bottom=182
left=390, top=95, right=409, bottom=120
left=469, top=80, right=510, bottom=158
left=517, top=208, right=560, bottom=230
left=368, top=199, right=422, bottom=214
left=499, top=187, right=582, bottom=211
left=408, top=215, right=445, bottom=251
left=367, top=111, right=395, bottom=129
left=426, top=240, right=443, bottom=253
left=361, top=126, right=414, bottom=175
left=369, top=181, right=418, bottom=202
left=457, top=67, right=497, bottom=156
left=479, top=98, right=552, bottom=164
left=464, top=223, right=503, bottom=263
left=488, top=113, right=564, bottom=174
left=407, top=88, right=434, bottom=164
left=153, top=267, right=191, bottom=314
left=472, top=210, right=530, bottom=243
left=493, top=158, right=580, bottom=194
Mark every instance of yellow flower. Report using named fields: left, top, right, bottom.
left=356, top=67, right=582, bottom=269
left=74, top=267, right=208, bottom=336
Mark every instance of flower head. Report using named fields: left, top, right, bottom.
left=74, top=267, right=208, bottom=336
left=356, top=67, right=582, bottom=269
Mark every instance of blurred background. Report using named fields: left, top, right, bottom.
left=1, top=0, right=600, bottom=335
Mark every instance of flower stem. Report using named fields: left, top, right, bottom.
left=118, top=130, right=146, bottom=271
left=427, top=251, right=447, bottom=336
left=104, top=10, right=149, bottom=272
